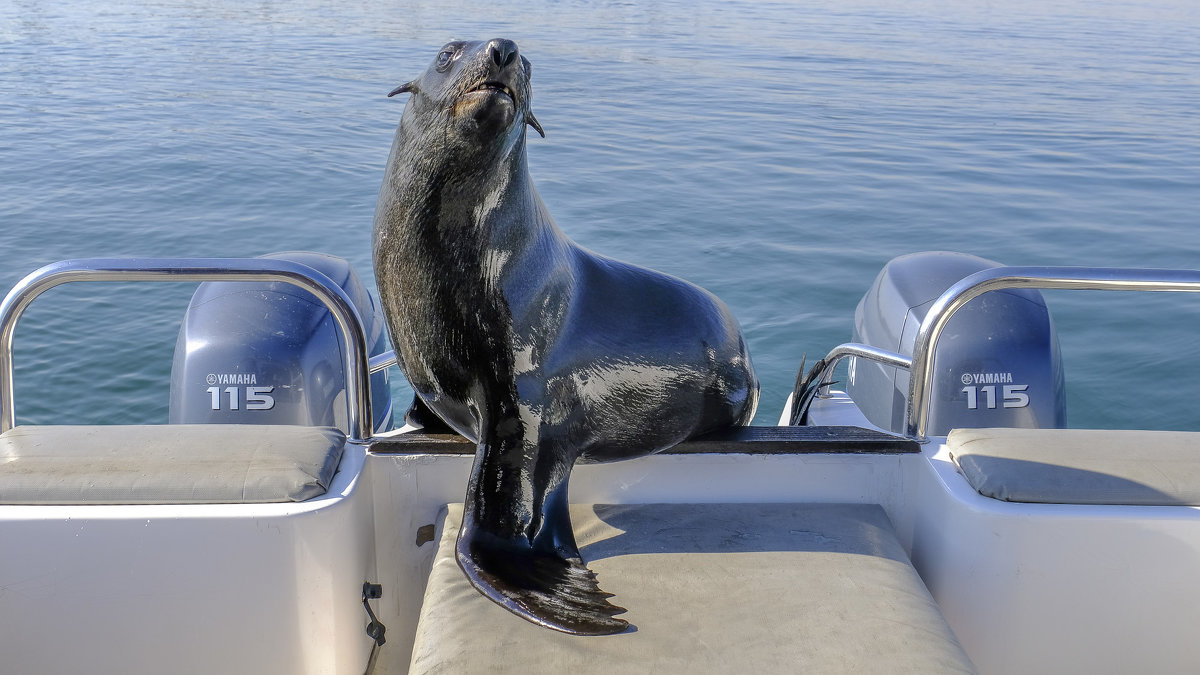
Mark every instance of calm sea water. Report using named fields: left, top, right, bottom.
left=2, top=0, right=1198, bottom=429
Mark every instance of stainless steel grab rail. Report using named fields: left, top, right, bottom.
left=814, top=342, right=913, bottom=391
left=904, top=266, right=1200, bottom=440
left=0, top=258, right=375, bottom=442
left=368, top=350, right=398, bottom=374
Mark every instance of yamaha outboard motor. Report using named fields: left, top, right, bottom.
left=849, top=251, right=1065, bottom=436
left=169, top=251, right=394, bottom=434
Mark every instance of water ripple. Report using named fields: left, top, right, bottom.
left=1, top=0, right=1198, bottom=428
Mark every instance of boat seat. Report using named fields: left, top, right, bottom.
left=949, top=427, right=1200, bottom=505
left=0, top=424, right=344, bottom=504
left=409, top=502, right=976, bottom=674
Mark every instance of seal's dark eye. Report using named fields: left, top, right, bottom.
left=436, top=50, right=455, bottom=70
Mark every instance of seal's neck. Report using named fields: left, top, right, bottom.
left=381, top=127, right=540, bottom=254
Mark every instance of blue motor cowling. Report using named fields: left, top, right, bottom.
left=848, top=251, right=1065, bottom=436
left=168, top=251, right=393, bottom=434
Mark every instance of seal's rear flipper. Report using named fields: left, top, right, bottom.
left=404, top=395, right=458, bottom=434
left=456, top=514, right=630, bottom=635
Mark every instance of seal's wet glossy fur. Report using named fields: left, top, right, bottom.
left=373, top=39, right=758, bottom=634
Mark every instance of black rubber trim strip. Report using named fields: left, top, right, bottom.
left=368, top=426, right=919, bottom=455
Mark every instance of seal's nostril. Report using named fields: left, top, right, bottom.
left=489, top=39, right=519, bottom=69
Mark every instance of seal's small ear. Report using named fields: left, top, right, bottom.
left=388, top=81, right=415, bottom=97
left=526, top=112, right=545, bottom=138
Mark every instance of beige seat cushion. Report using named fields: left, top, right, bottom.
left=410, top=502, right=975, bottom=674
left=949, top=428, right=1200, bottom=505
left=0, top=424, right=345, bottom=504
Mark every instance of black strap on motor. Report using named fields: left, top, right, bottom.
left=362, top=582, right=386, bottom=675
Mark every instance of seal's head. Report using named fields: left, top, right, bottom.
left=388, top=39, right=544, bottom=163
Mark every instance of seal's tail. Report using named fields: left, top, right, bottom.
left=456, top=515, right=630, bottom=635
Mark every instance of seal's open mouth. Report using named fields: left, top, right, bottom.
left=471, top=81, right=516, bottom=104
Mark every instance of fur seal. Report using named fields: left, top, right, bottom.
left=373, top=38, right=759, bottom=635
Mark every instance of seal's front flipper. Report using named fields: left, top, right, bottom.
left=456, top=431, right=628, bottom=635
left=456, top=511, right=629, bottom=635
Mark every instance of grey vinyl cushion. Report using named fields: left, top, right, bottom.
left=409, top=502, right=976, bottom=674
left=0, top=424, right=345, bottom=504
left=949, top=428, right=1200, bottom=505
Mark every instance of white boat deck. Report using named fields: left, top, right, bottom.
left=3, top=422, right=1200, bottom=673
